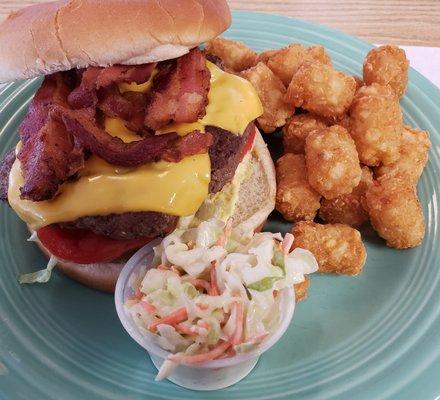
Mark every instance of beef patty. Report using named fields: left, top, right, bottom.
left=58, top=212, right=178, bottom=240
left=0, top=124, right=253, bottom=239
left=0, top=149, right=15, bottom=202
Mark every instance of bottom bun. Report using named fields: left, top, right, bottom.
left=34, top=240, right=125, bottom=293
left=32, top=128, right=276, bottom=293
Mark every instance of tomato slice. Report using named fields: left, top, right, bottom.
left=37, top=225, right=152, bottom=264
left=240, top=125, right=256, bottom=160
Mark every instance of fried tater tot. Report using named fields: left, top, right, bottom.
left=284, top=62, right=356, bottom=118
left=363, top=45, right=409, bottom=97
left=266, top=44, right=331, bottom=86
left=294, top=276, right=310, bottom=302
left=258, top=49, right=279, bottom=64
left=353, top=75, right=365, bottom=91
left=205, top=37, right=258, bottom=72
left=319, top=167, right=373, bottom=227
left=363, top=175, right=425, bottom=248
left=241, top=62, right=293, bottom=133
left=291, top=221, right=367, bottom=275
left=305, top=125, right=362, bottom=199
left=275, top=154, right=321, bottom=221
left=349, top=83, right=403, bottom=166
left=375, top=125, right=430, bottom=185
left=283, top=114, right=328, bottom=154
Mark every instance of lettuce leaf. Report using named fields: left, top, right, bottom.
left=18, top=256, right=58, bottom=284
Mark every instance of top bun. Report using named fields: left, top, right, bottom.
left=0, top=0, right=231, bottom=83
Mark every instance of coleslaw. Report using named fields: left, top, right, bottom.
left=124, top=218, right=318, bottom=377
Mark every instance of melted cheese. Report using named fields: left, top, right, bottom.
left=118, top=69, right=158, bottom=93
left=104, top=117, right=142, bottom=143
left=8, top=154, right=210, bottom=229
left=9, top=61, right=262, bottom=228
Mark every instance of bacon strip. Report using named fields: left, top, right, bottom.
left=68, top=63, right=156, bottom=110
left=96, top=64, right=156, bottom=88
left=162, top=130, right=213, bottom=162
left=57, top=107, right=177, bottom=167
left=18, top=74, right=85, bottom=201
left=67, top=67, right=101, bottom=109
left=97, top=88, right=147, bottom=132
left=144, top=48, right=211, bottom=130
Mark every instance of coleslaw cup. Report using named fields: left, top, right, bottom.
left=115, top=240, right=295, bottom=391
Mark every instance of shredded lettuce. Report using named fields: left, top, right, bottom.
left=272, top=247, right=286, bottom=275
left=18, top=256, right=58, bottom=284
left=247, top=276, right=281, bottom=292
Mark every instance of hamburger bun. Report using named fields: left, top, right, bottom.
left=0, top=0, right=231, bottom=83
left=30, top=128, right=276, bottom=293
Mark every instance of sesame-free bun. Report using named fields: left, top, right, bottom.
left=0, top=0, right=231, bottom=83
left=28, top=129, right=276, bottom=293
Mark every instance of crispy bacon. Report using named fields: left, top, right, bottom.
left=18, top=74, right=85, bottom=201
left=57, top=107, right=176, bottom=167
left=97, top=88, right=147, bottom=132
left=67, top=64, right=156, bottom=110
left=15, top=51, right=212, bottom=202
left=144, top=48, right=210, bottom=130
left=67, top=67, right=101, bottom=109
left=58, top=106, right=212, bottom=167
left=96, top=64, right=156, bottom=88
left=162, top=131, right=213, bottom=162
left=20, top=74, right=70, bottom=142
left=97, top=86, right=134, bottom=120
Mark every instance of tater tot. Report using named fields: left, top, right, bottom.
left=375, top=125, right=430, bottom=185
left=258, top=49, right=279, bottom=64
left=266, top=44, right=331, bottom=86
left=291, top=221, right=367, bottom=275
left=241, top=62, right=293, bottom=133
left=363, top=175, right=425, bottom=248
left=205, top=37, right=258, bottom=72
left=353, top=75, right=365, bottom=91
left=275, top=154, right=321, bottom=221
left=284, top=62, right=356, bottom=117
left=319, top=167, right=373, bottom=227
left=283, top=114, right=328, bottom=154
left=349, top=83, right=403, bottom=166
left=363, top=45, right=409, bottom=97
left=294, top=276, right=310, bottom=302
left=305, top=125, right=362, bottom=199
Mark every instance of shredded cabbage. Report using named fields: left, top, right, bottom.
left=18, top=256, right=58, bottom=284
left=125, top=218, right=318, bottom=378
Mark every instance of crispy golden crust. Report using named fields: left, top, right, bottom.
left=205, top=37, right=258, bottom=72
left=363, top=175, right=425, bottom=249
left=275, top=154, right=321, bottom=222
left=349, top=83, right=403, bottom=166
left=319, top=167, right=373, bottom=227
left=241, top=62, right=293, bottom=133
left=305, top=125, right=362, bottom=199
left=265, top=44, right=331, bottom=86
left=363, top=45, right=409, bottom=98
left=294, top=276, right=310, bottom=302
left=283, top=113, right=328, bottom=154
left=284, top=62, right=356, bottom=118
left=353, top=75, right=365, bottom=91
left=257, top=49, right=279, bottom=64
left=375, top=125, right=430, bottom=185
left=291, top=221, right=367, bottom=276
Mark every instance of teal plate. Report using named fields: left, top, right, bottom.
left=0, top=11, right=439, bottom=400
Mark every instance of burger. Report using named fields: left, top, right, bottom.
left=0, top=0, right=276, bottom=292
